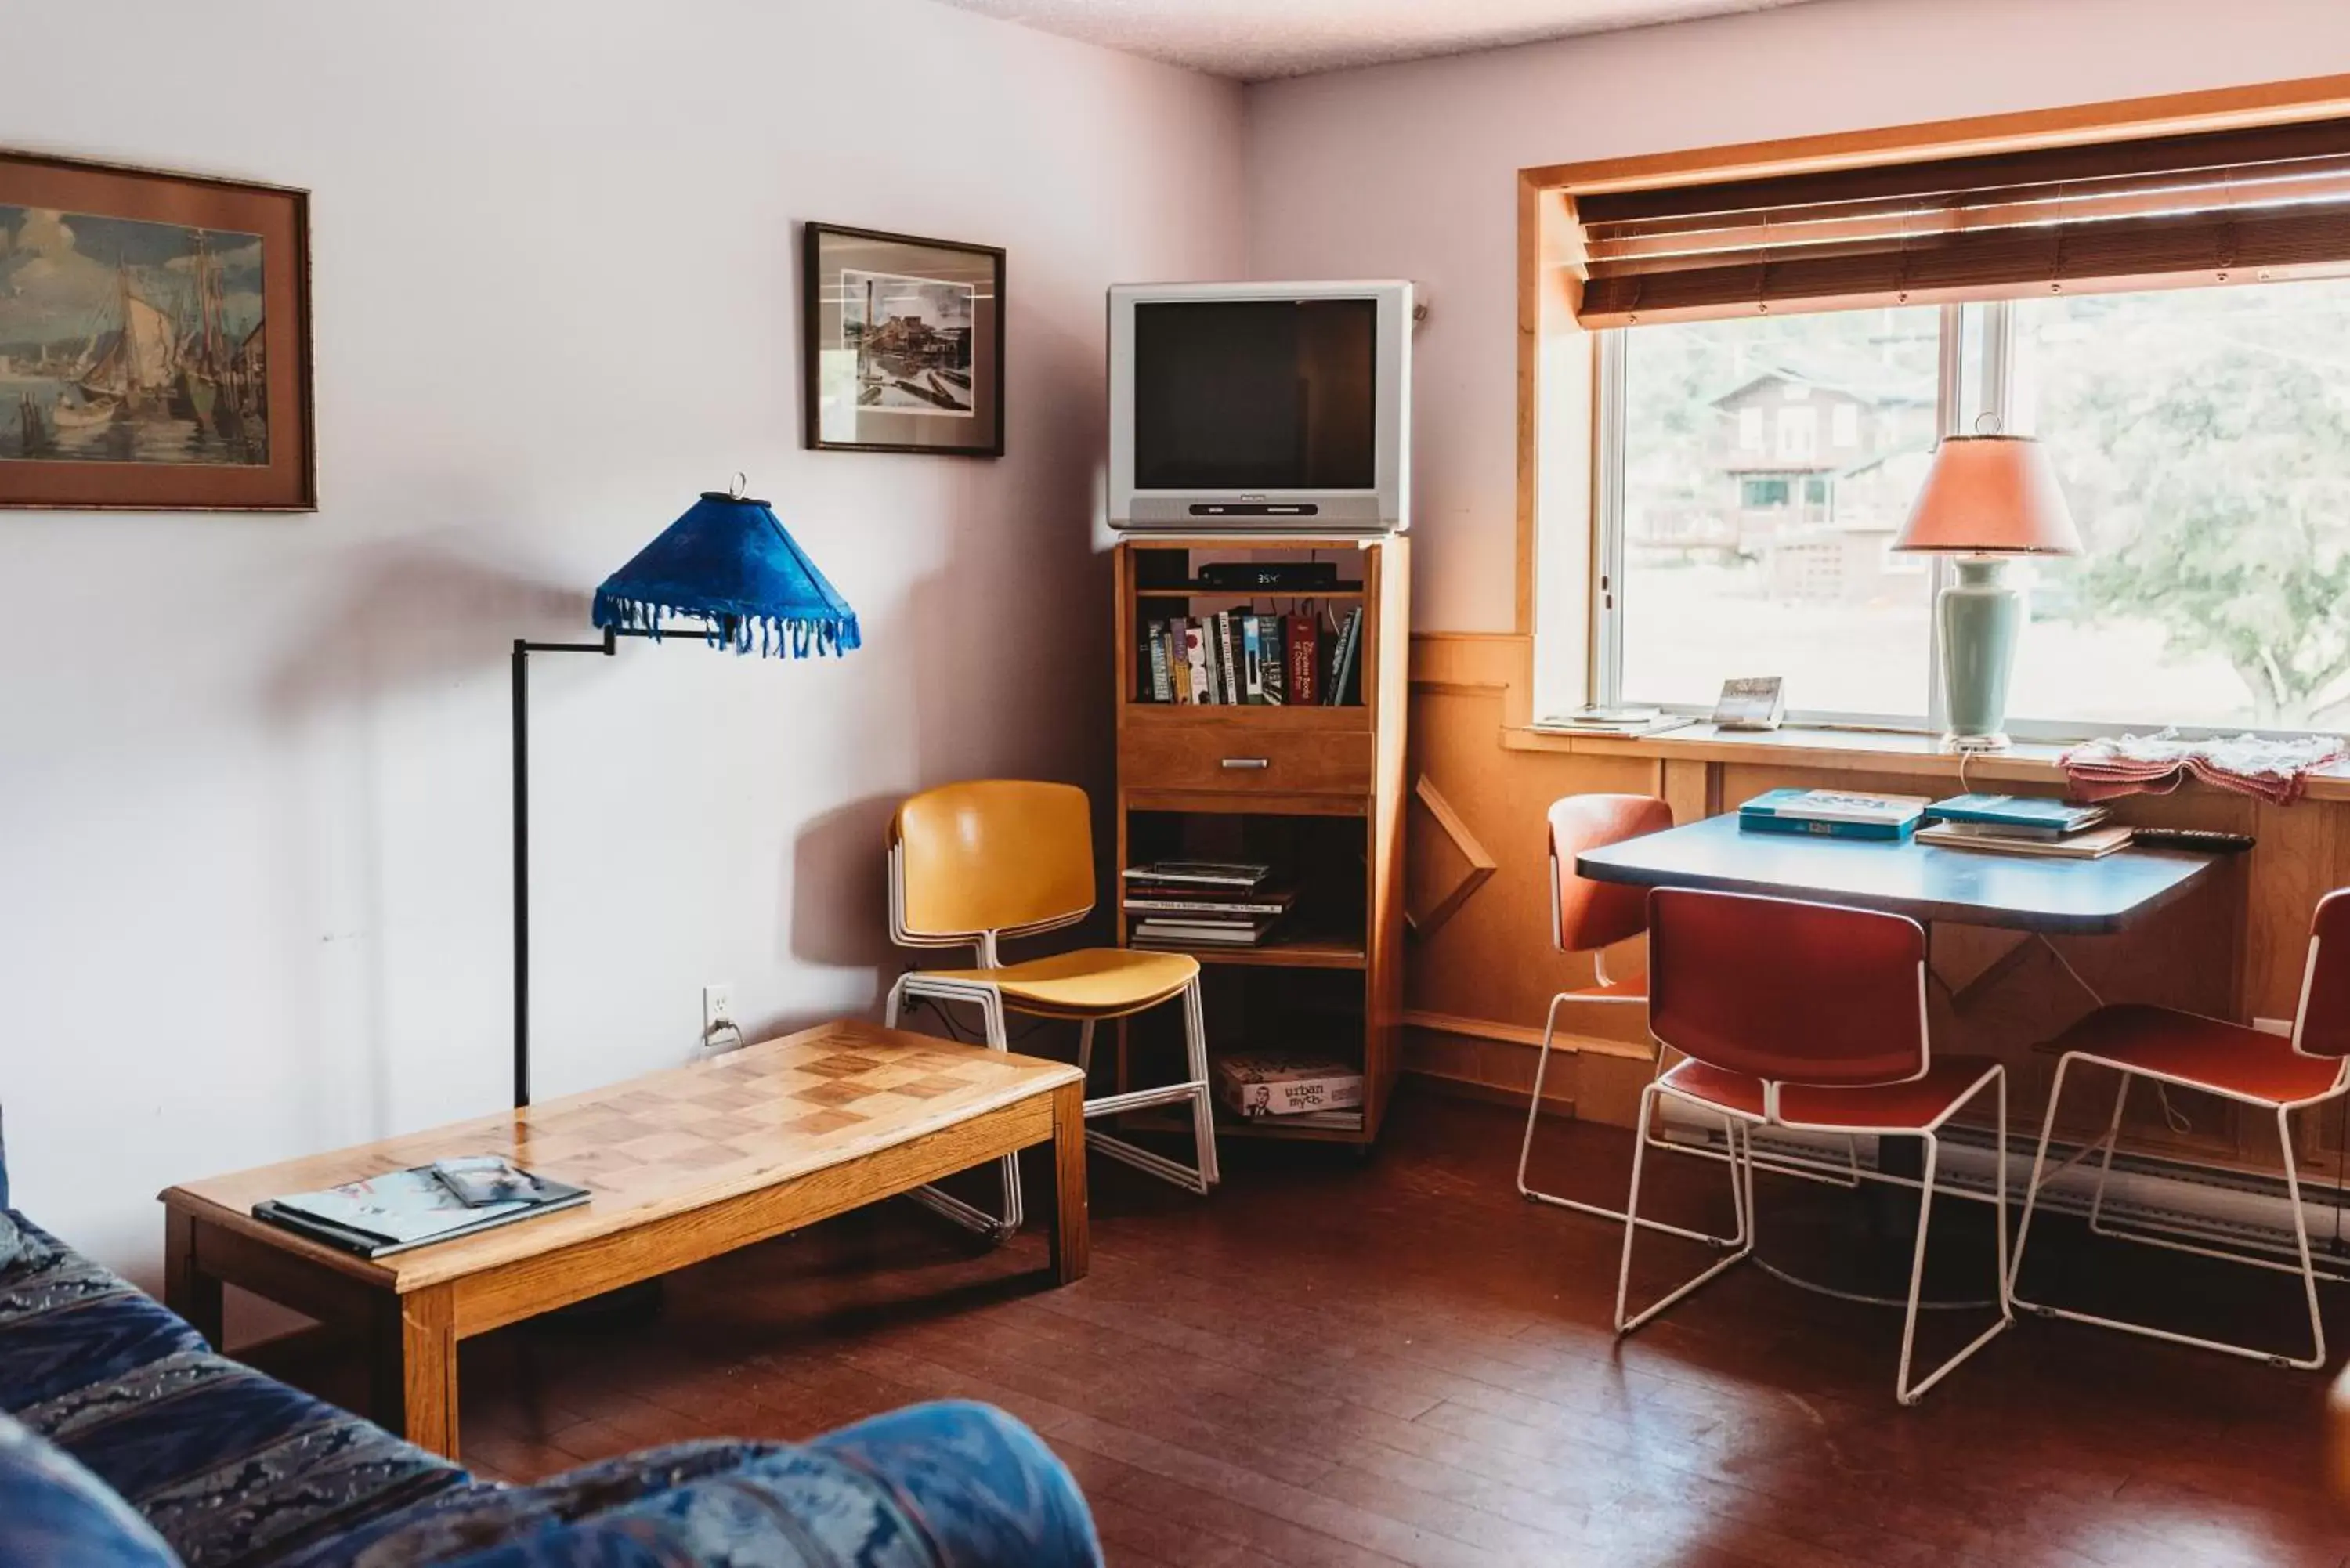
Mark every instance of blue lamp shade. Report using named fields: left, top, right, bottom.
left=592, top=490, right=860, bottom=658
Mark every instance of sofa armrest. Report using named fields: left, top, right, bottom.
left=288, top=1402, right=1101, bottom=1568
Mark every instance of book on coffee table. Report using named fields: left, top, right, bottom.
left=255, top=1158, right=588, bottom=1258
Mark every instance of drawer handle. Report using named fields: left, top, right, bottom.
left=1220, top=757, right=1271, bottom=770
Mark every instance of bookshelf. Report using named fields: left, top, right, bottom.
left=1112, top=536, right=1408, bottom=1149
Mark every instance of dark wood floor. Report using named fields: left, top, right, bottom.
left=345, top=1093, right=2350, bottom=1566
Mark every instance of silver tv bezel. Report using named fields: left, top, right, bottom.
left=1108, top=280, right=1411, bottom=535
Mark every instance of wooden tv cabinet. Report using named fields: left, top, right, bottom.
left=1111, top=536, right=1408, bottom=1149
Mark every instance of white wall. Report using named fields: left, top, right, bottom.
left=0, top=0, right=1243, bottom=1281
left=1246, top=0, right=2350, bottom=631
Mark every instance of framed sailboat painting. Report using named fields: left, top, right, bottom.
left=0, top=150, right=315, bottom=510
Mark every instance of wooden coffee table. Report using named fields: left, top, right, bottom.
left=159, top=1020, right=1086, bottom=1458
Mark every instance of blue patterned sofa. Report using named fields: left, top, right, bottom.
left=0, top=1137, right=1102, bottom=1567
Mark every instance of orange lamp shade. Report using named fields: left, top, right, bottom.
left=1892, top=434, right=2082, bottom=555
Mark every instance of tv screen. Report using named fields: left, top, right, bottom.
left=1132, top=299, right=1377, bottom=490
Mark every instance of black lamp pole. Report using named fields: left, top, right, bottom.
left=510, top=626, right=620, bottom=1110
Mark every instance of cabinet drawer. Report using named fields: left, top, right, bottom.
left=1120, top=726, right=1373, bottom=796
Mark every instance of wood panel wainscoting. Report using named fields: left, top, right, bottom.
left=1400, top=630, right=2350, bottom=1189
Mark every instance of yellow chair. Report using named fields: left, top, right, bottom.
left=884, top=780, right=1220, bottom=1240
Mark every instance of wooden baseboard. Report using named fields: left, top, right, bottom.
left=1405, top=1067, right=1571, bottom=1122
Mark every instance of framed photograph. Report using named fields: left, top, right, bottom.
left=804, top=222, right=1002, bottom=457
left=0, top=150, right=314, bottom=511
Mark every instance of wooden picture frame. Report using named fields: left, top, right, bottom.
left=802, top=222, right=1003, bottom=457
left=0, top=150, right=315, bottom=511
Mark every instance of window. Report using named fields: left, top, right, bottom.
left=1614, top=305, right=1941, bottom=716
left=1560, top=107, right=2350, bottom=736
left=1774, top=405, right=1818, bottom=461
left=1596, top=279, right=2350, bottom=733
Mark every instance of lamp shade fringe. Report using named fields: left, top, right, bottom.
left=591, top=591, right=860, bottom=658
left=591, top=490, right=861, bottom=660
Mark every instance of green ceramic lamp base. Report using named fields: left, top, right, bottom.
left=1938, top=556, right=2021, bottom=752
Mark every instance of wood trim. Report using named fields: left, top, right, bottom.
left=1404, top=775, right=1498, bottom=937
left=1522, top=73, right=2350, bottom=197
left=1515, top=169, right=1543, bottom=638
left=1498, top=719, right=2350, bottom=803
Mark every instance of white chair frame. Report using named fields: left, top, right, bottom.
left=885, top=842, right=1220, bottom=1241
left=2009, top=924, right=2350, bottom=1369
left=1516, top=847, right=1864, bottom=1245
left=1612, top=963, right=2014, bottom=1406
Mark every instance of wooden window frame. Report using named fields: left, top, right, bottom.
left=1518, top=71, right=2350, bottom=731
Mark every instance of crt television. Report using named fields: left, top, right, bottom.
left=1108, top=280, right=1412, bottom=533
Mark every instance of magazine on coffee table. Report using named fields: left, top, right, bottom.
left=255, top=1158, right=588, bottom=1258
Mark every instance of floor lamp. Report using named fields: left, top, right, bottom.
left=512, top=479, right=859, bottom=1107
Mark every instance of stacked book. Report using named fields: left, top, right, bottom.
left=1538, top=706, right=1697, bottom=738
left=1123, top=860, right=1292, bottom=949
left=1213, top=1053, right=1365, bottom=1131
left=255, top=1156, right=587, bottom=1259
left=1138, top=607, right=1365, bottom=706
left=1915, top=793, right=2130, bottom=858
left=1737, top=788, right=1930, bottom=840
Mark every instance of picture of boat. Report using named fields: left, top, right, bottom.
left=842, top=267, right=976, bottom=417
left=0, top=204, right=268, bottom=466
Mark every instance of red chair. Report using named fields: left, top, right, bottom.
left=2010, top=889, right=2350, bottom=1368
left=1517, top=796, right=1857, bottom=1236
left=1615, top=887, right=2012, bottom=1404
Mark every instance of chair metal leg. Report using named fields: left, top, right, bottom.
left=901, top=981, right=1025, bottom=1244
left=1893, top=1069, right=2013, bottom=1405
left=2084, top=1073, right=2131, bottom=1237
left=1083, top=976, right=1220, bottom=1195
left=2012, top=1058, right=2328, bottom=1368
left=1517, top=995, right=1741, bottom=1247
left=1617, top=1086, right=1755, bottom=1335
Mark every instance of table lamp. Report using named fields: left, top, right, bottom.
left=512, top=478, right=859, bottom=1107
left=1892, top=429, right=2080, bottom=753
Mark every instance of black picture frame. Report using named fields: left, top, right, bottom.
left=802, top=222, right=1003, bottom=457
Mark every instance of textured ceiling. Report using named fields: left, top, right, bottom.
left=936, top=0, right=1830, bottom=80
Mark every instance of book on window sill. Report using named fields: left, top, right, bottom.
left=1535, top=709, right=1698, bottom=738
left=1914, top=822, right=2135, bottom=859
left=255, top=1159, right=588, bottom=1259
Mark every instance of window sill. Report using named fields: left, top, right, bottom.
left=1501, top=721, right=2350, bottom=804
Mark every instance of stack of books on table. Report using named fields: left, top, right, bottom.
left=1123, top=860, right=1292, bottom=949
left=1737, top=788, right=1930, bottom=840
left=1915, top=793, right=2132, bottom=858
left=255, top=1157, right=588, bottom=1259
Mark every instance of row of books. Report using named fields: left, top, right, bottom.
left=1138, top=609, right=1365, bottom=706
left=1738, top=789, right=2128, bottom=858
left=1122, top=859, right=1292, bottom=949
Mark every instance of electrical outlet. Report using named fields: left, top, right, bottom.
left=702, top=984, right=736, bottom=1047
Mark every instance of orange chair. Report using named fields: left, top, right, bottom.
left=1615, top=888, right=2012, bottom=1404
left=884, top=781, right=1219, bottom=1242
left=1516, top=795, right=1856, bottom=1235
left=2010, top=889, right=2350, bottom=1368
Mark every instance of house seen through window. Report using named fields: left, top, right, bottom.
left=1603, top=277, right=2350, bottom=734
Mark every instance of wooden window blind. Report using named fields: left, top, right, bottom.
left=1574, top=118, right=2350, bottom=326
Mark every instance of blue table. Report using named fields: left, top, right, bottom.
left=1573, top=812, right=2223, bottom=935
